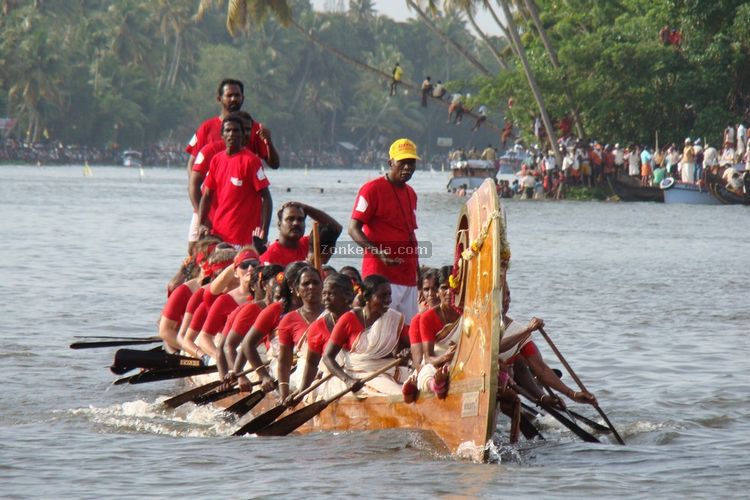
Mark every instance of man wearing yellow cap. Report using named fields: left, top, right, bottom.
left=348, top=138, right=420, bottom=324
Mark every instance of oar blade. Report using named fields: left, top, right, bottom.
left=541, top=404, right=600, bottom=443
left=125, top=365, right=217, bottom=385
left=256, top=400, right=327, bottom=437
left=233, top=403, right=286, bottom=436
left=70, top=338, right=162, bottom=349
left=194, top=387, right=240, bottom=406
left=225, top=390, right=266, bottom=417
left=162, top=380, right=223, bottom=409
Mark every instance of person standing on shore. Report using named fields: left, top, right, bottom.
left=348, top=139, right=420, bottom=325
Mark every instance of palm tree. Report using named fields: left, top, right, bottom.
left=497, top=0, right=560, bottom=162
left=405, top=0, right=492, bottom=76
left=521, top=0, right=584, bottom=137
left=444, top=0, right=509, bottom=70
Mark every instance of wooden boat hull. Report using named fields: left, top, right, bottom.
left=198, top=179, right=507, bottom=462
left=609, top=177, right=664, bottom=202
left=660, top=179, right=721, bottom=205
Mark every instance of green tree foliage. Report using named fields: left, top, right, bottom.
left=0, top=0, right=488, bottom=152
left=480, top=0, right=750, bottom=146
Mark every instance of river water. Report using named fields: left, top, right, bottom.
left=1, top=164, right=748, bottom=499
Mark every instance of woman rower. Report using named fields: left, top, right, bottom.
left=216, top=264, right=282, bottom=389
left=194, top=247, right=259, bottom=362
left=287, top=273, right=354, bottom=402
left=407, top=266, right=460, bottom=401
left=407, top=267, right=439, bottom=368
left=323, top=274, right=409, bottom=396
left=275, top=266, right=324, bottom=401
left=232, top=261, right=310, bottom=394
left=180, top=246, right=236, bottom=360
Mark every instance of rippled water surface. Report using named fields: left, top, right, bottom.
left=1, top=165, right=748, bottom=498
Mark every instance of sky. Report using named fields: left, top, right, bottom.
left=309, top=0, right=505, bottom=37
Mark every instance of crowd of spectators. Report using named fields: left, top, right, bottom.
left=0, top=138, right=188, bottom=166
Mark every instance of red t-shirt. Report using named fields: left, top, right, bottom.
left=251, top=301, right=284, bottom=342
left=161, top=284, right=193, bottom=323
left=351, top=176, right=418, bottom=286
left=506, top=340, right=539, bottom=365
left=222, top=305, right=241, bottom=335
left=193, top=139, right=226, bottom=178
left=329, top=310, right=364, bottom=351
left=408, top=312, right=423, bottom=345
left=186, top=116, right=222, bottom=157
left=229, top=301, right=264, bottom=336
left=277, top=310, right=313, bottom=347
left=306, top=315, right=334, bottom=355
left=260, top=235, right=310, bottom=266
left=418, top=308, right=444, bottom=344
left=204, top=149, right=270, bottom=245
left=186, top=117, right=270, bottom=161
left=185, top=287, right=206, bottom=315
left=189, top=302, right=209, bottom=331
left=202, top=289, right=219, bottom=309
left=201, top=294, right=240, bottom=335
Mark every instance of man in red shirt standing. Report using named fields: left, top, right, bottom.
left=260, top=201, right=342, bottom=267
left=185, top=79, right=280, bottom=252
left=197, top=114, right=272, bottom=248
left=348, top=138, right=420, bottom=324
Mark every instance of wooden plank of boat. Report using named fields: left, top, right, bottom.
left=608, top=177, right=664, bottom=202
left=193, top=179, right=506, bottom=462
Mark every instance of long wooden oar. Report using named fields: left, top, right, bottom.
left=513, top=383, right=599, bottom=443
left=538, top=327, right=625, bottom=445
left=225, top=390, right=267, bottom=416
left=75, top=335, right=160, bottom=340
left=162, top=367, right=256, bottom=409
left=112, top=365, right=217, bottom=385
left=233, top=373, right=334, bottom=436
left=258, top=358, right=402, bottom=437
left=70, top=337, right=162, bottom=349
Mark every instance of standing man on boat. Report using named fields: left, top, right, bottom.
left=348, top=138, right=420, bottom=324
left=197, top=114, right=272, bottom=248
left=185, top=79, right=280, bottom=252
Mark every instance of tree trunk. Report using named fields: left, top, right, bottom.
left=522, top=0, right=584, bottom=138
left=466, top=8, right=509, bottom=70
left=498, top=0, right=561, bottom=164
left=405, top=0, right=492, bottom=76
left=487, top=2, right=520, bottom=59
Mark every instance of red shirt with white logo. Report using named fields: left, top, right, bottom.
left=203, top=149, right=270, bottom=245
left=260, top=236, right=310, bottom=266
left=186, top=117, right=270, bottom=162
left=351, top=176, right=418, bottom=286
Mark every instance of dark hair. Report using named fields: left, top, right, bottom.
left=309, top=224, right=340, bottom=253
left=419, top=267, right=438, bottom=285
left=339, top=266, right=362, bottom=284
left=324, top=273, right=355, bottom=301
left=292, top=265, right=321, bottom=289
left=222, top=114, right=245, bottom=135
left=436, top=265, right=453, bottom=286
left=217, top=78, right=244, bottom=96
left=360, top=274, right=390, bottom=301
left=277, top=201, right=305, bottom=222
left=235, top=110, right=254, bottom=127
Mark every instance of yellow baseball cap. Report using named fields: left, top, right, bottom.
left=389, top=138, right=420, bottom=161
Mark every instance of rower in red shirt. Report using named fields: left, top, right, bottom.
left=194, top=248, right=259, bottom=363
left=290, top=273, right=354, bottom=403
left=275, top=267, right=324, bottom=401
left=259, top=201, right=341, bottom=267
left=323, top=274, right=409, bottom=396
